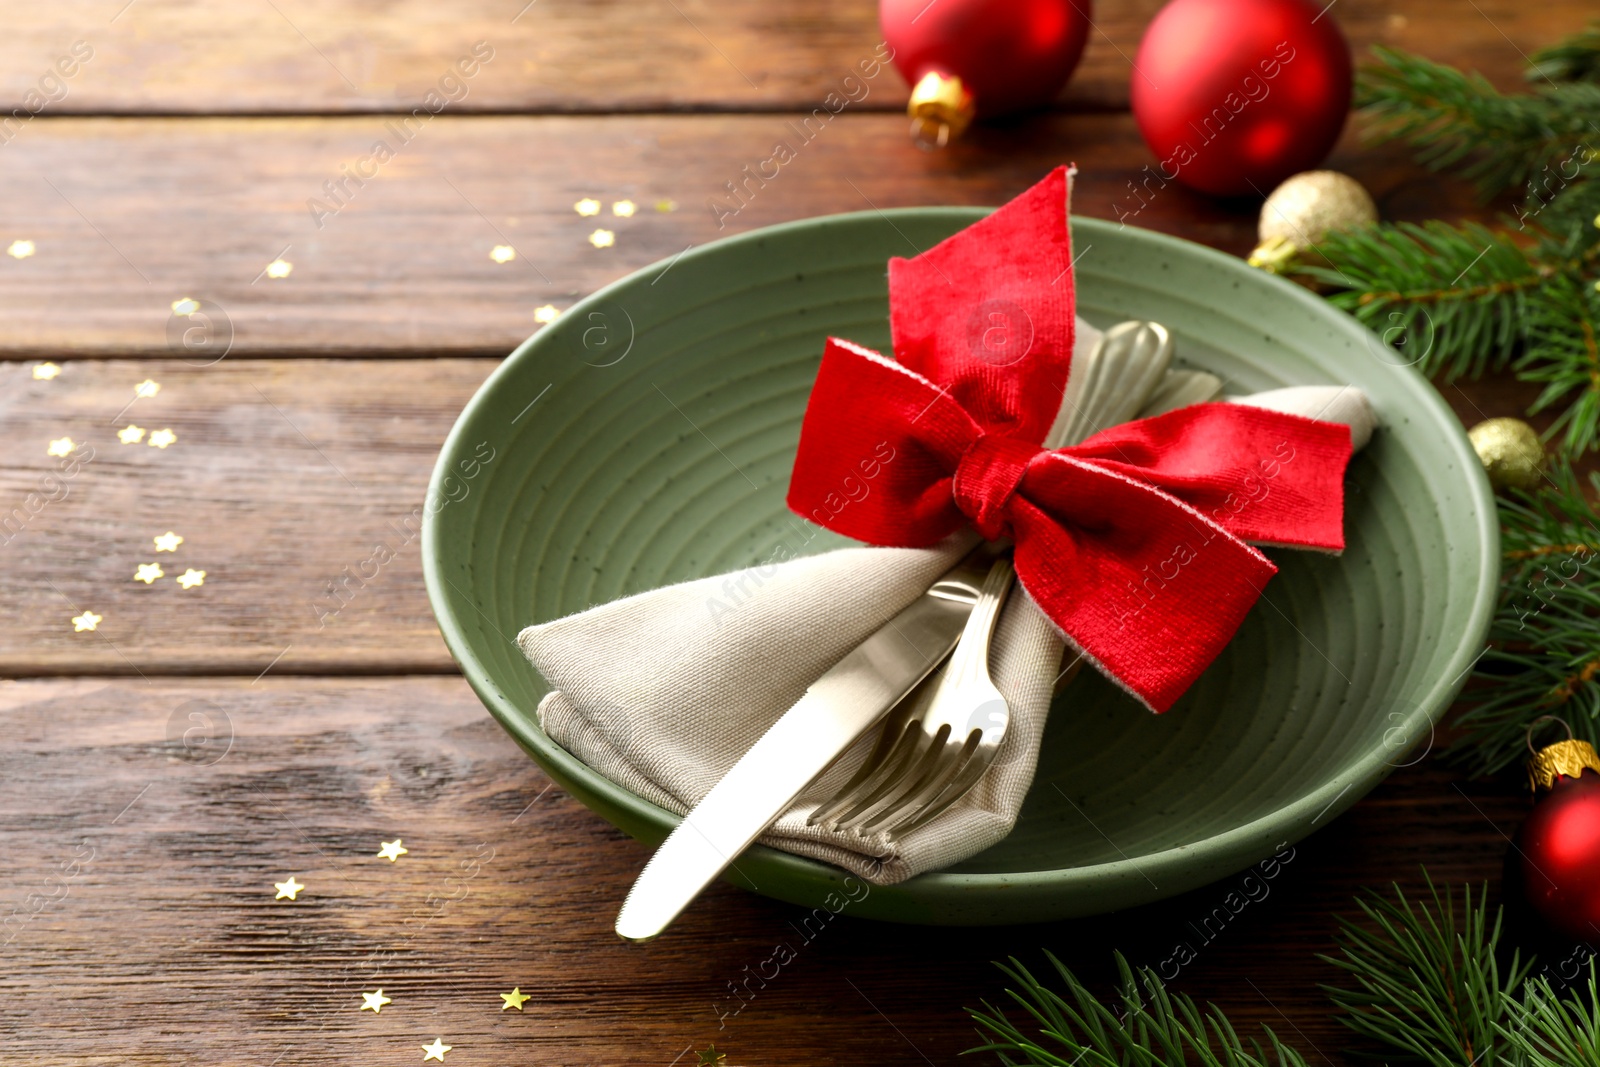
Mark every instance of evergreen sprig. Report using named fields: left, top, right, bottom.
left=1526, top=21, right=1600, bottom=85
left=1453, top=461, right=1600, bottom=775
left=967, top=952, right=1309, bottom=1067
left=1321, top=877, right=1530, bottom=1066
left=1499, top=961, right=1600, bottom=1065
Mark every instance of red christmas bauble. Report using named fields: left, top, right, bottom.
left=1129, top=0, right=1351, bottom=196
left=881, top=0, right=1091, bottom=119
left=1518, top=742, right=1600, bottom=943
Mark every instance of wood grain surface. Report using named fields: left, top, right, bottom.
left=0, top=0, right=1572, bottom=114
left=1, top=0, right=1592, bottom=1062
left=0, top=116, right=1488, bottom=358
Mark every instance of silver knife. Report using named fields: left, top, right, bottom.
left=614, top=545, right=999, bottom=941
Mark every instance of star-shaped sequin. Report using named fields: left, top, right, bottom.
left=360, top=989, right=391, bottom=1013
left=612, top=199, right=636, bottom=217
left=171, top=298, right=199, bottom=317
left=33, top=362, right=60, bottom=380
left=274, top=876, right=304, bottom=900
left=697, top=1045, right=726, bottom=1066
left=118, top=425, right=146, bottom=445
left=574, top=198, right=601, bottom=217
left=500, top=987, right=532, bottom=1011
left=134, top=562, right=164, bottom=584
left=153, top=531, right=184, bottom=552
left=377, top=839, right=408, bottom=862
left=134, top=379, right=160, bottom=398
left=47, top=437, right=75, bottom=457
left=8, top=239, right=35, bottom=258
left=266, top=259, right=293, bottom=279
left=421, top=1038, right=452, bottom=1061
left=533, top=305, right=561, bottom=324
left=490, top=244, right=516, bottom=264
left=71, top=611, right=101, bottom=632
left=148, top=429, right=177, bottom=448
left=176, top=569, right=206, bottom=589
left=655, top=199, right=677, bottom=213
left=588, top=229, right=615, bottom=249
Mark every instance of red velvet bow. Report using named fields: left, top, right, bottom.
left=785, top=167, right=1354, bottom=712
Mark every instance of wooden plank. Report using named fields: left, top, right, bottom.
left=0, top=0, right=1579, bottom=115
left=0, top=113, right=1491, bottom=358
left=0, top=675, right=1539, bottom=1066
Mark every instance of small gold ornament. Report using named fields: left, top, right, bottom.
left=1468, top=417, right=1544, bottom=492
left=907, top=71, right=975, bottom=149
left=1249, top=171, right=1378, bottom=273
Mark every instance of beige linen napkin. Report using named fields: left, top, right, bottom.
left=519, top=320, right=1376, bottom=884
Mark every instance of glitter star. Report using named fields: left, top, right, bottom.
left=32, top=362, right=60, bottom=380
left=360, top=989, right=392, bottom=1013
left=148, top=428, right=177, bottom=448
left=655, top=199, right=678, bottom=213
left=589, top=229, right=615, bottom=249
left=489, top=244, right=517, bottom=264
left=265, top=259, right=293, bottom=279
left=118, top=425, right=146, bottom=444
left=46, top=437, right=75, bottom=457
left=377, top=839, right=408, bottom=862
left=421, top=1038, right=452, bottom=1061
left=612, top=199, right=636, bottom=217
left=274, top=876, right=304, bottom=900
left=171, top=298, right=198, bottom=317
left=176, top=569, right=206, bottom=589
left=153, top=531, right=183, bottom=552
left=500, top=987, right=532, bottom=1011
left=71, top=611, right=101, bottom=632
left=533, top=305, right=561, bottom=324
left=697, top=1045, right=726, bottom=1066
left=134, top=562, right=164, bottom=584
left=134, top=379, right=161, bottom=398
left=8, top=239, right=35, bottom=258
left=574, top=198, right=601, bottom=217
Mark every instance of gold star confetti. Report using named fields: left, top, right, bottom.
left=265, top=258, right=293, bottom=279
left=46, top=437, right=75, bottom=457
left=489, top=244, right=517, bottom=264
left=171, top=297, right=199, bottom=317
left=533, top=305, right=562, bottom=324
left=33, top=362, right=60, bottom=380
left=500, top=987, right=532, bottom=1011
left=612, top=199, right=636, bottom=217
left=71, top=611, right=101, bottom=632
left=7, top=239, right=36, bottom=258
left=134, top=378, right=160, bottom=398
left=177, top=569, right=206, bottom=590
left=148, top=428, right=177, bottom=449
left=134, top=562, right=164, bottom=584
left=274, top=876, right=304, bottom=900
left=655, top=199, right=678, bottom=213
left=589, top=229, right=615, bottom=249
left=697, top=1045, right=726, bottom=1066
left=118, top=424, right=146, bottom=445
left=421, top=1038, right=452, bottom=1061
left=377, top=839, right=408, bottom=862
left=574, top=198, right=601, bottom=217
left=360, top=989, right=392, bottom=1013
left=153, top=531, right=183, bottom=552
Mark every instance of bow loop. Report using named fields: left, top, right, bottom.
left=953, top=434, right=1036, bottom=541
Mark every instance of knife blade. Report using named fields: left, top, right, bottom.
left=614, top=546, right=998, bottom=942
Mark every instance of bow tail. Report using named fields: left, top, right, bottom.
left=1012, top=455, right=1280, bottom=713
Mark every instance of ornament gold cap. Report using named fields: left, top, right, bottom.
left=908, top=71, right=975, bottom=149
left=1247, top=234, right=1298, bottom=274
left=1527, top=738, right=1600, bottom=792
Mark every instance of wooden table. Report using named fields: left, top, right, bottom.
left=0, top=3, right=1574, bottom=1063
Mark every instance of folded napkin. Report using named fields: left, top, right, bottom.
left=519, top=318, right=1376, bottom=885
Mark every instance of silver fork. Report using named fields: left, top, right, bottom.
left=807, top=556, right=1015, bottom=839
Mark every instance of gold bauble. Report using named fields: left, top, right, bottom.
left=1249, top=171, right=1379, bottom=273
left=1467, top=417, right=1545, bottom=492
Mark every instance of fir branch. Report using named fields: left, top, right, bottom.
left=1497, top=960, right=1600, bottom=1065
left=1454, top=461, right=1600, bottom=775
left=1526, top=21, right=1600, bottom=85
left=1321, top=877, right=1531, bottom=1066
left=967, top=952, right=1309, bottom=1067
left=1520, top=272, right=1600, bottom=455
left=1355, top=46, right=1600, bottom=198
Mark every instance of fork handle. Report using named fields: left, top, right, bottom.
left=945, top=558, right=1015, bottom=690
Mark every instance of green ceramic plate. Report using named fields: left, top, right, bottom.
left=423, top=211, right=1497, bottom=925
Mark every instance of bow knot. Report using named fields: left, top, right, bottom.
left=953, top=433, right=1036, bottom=541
